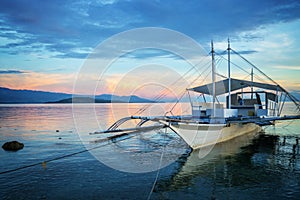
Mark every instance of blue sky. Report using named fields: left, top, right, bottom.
left=0, top=0, right=300, bottom=97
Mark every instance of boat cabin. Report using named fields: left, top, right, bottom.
left=228, top=91, right=277, bottom=117
left=188, top=78, right=283, bottom=120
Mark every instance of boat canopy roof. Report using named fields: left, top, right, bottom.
left=188, top=78, right=282, bottom=96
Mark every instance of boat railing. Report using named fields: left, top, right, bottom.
left=267, top=99, right=278, bottom=116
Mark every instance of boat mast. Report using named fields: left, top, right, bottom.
left=227, top=38, right=231, bottom=109
left=211, top=40, right=216, bottom=117
left=251, top=68, right=254, bottom=99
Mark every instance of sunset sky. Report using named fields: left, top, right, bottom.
left=1, top=0, right=300, bottom=98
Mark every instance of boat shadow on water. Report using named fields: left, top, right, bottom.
left=154, top=131, right=300, bottom=193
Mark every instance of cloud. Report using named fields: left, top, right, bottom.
left=95, top=65, right=192, bottom=99
left=0, top=71, right=76, bottom=93
left=121, top=49, right=178, bottom=60
left=216, top=50, right=258, bottom=56
left=0, top=0, right=300, bottom=59
left=274, top=66, right=300, bottom=70
left=0, top=1, right=299, bottom=96
left=53, top=52, right=89, bottom=59
left=0, top=69, right=27, bottom=74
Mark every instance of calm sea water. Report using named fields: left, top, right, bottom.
left=0, top=103, right=300, bottom=199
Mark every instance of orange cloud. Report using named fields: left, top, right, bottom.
left=0, top=72, right=76, bottom=93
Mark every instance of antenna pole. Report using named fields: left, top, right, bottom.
left=211, top=40, right=216, bottom=117
left=227, top=38, right=231, bottom=109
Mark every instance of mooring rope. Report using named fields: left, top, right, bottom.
left=146, top=124, right=169, bottom=200
left=0, top=133, right=136, bottom=175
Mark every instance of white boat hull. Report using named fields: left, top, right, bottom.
left=169, top=122, right=261, bottom=149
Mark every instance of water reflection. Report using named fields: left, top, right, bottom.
left=155, top=131, right=300, bottom=198
left=89, top=128, right=189, bottom=173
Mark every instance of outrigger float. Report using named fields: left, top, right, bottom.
left=94, top=40, right=300, bottom=150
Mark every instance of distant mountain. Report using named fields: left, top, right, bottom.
left=47, top=97, right=113, bottom=103
left=48, top=95, right=155, bottom=104
left=0, top=87, right=157, bottom=104
left=0, top=87, right=71, bottom=103
left=291, top=91, right=300, bottom=101
left=96, top=94, right=156, bottom=103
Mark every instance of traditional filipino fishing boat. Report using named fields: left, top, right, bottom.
left=94, top=40, right=300, bottom=150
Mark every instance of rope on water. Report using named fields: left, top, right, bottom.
left=0, top=132, right=135, bottom=175
left=147, top=123, right=169, bottom=200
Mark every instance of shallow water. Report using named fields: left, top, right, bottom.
left=0, top=103, right=300, bottom=199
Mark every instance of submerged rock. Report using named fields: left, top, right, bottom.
left=2, top=141, right=24, bottom=151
